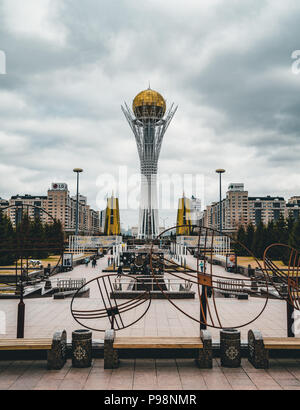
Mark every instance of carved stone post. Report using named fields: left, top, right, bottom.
left=47, top=330, right=67, bottom=370
left=104, top=329, right=119, bottom=369
left=248, top=330, right=268, bottom=369
left=196, top=330, right=213, bottom=368
left=72, top=329, right=92, bottom=368
left=220, top=329, right=241, bottom=368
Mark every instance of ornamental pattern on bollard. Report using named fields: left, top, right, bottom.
left=226, top=346, right=239, bottom=360
left=73, top=345, right=87, bottom=361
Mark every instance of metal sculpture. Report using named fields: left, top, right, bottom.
left=71, top=274, right=151, bottom=332
left=263, top=243, right=300, bottom=311
left=149, top=225, right=269, bottom=330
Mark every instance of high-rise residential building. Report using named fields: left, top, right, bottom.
left=2, top=183, right=100, bottom=235
left=122, top=87, right=177, bottom=239
left=0, top=198, right=9, bottom=212
left=190, top=195, right=202, bottom=226
left=47, top=183, right=100, bottom=234
left=225, top=184, right=249, bottom=231
left=201, top=184, right=287, bottom=233
left=285, top=197, right=300, bottom=220
left=248, top=196, right=285, bottom=226
left=8, top=194, right=48, bottom=225
left=99, top=209, right=106, bottom=234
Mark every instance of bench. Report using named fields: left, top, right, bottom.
left=0, top=330, right=67, bottom=370
left=248, top=330, right=300, bottom=369
left=104, top=330, right=212, bottom=369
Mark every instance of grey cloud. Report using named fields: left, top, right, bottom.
left=0, top=0, right=300, bottom=228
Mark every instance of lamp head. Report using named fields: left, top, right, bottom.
left=216, top=169, right=225, bottom=174
left=73, top=168, right=83, bottom=173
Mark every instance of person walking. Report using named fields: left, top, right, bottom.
left=199, top=260, right=204, bottom=273
left=85, top=257, right=90, bottom=267
left=117, top=264, right=123, bottom=278
left=92, top=258, right=97, bottom=268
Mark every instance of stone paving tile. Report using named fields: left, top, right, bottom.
left=0, top=257, right=289, bottom=341
left=0, top=258, right=300, bottom=390
left=0, top=357, right=299, bottom=390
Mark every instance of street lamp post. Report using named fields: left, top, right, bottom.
left=73, top=168, right=83, bottom=236
left=216, top=169, right=225, bottom=234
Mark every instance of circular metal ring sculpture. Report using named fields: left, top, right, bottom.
left=71, top=273, right=152, bottom=332
left=150, top=225, right=269, bottom=330
left=264, top=243, right=300, bottom=311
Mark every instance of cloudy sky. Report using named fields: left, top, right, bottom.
left=0, top=0, right=300, bottom=229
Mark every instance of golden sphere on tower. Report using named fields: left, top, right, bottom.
left=133, top=88, right=166, bottom=121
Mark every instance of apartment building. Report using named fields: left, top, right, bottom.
left=8, top=194, right=48, bottom=225
left=248, top=196, right=285, bottom=226
left=285, top=196, right=300, bottom=220
left=1, top=183, right=100, bottom=235
left=0, top=198, right=9, bottom=212
left=201, top=184, right=288, bottom=233
left=225, top=184, right=249, bottom=231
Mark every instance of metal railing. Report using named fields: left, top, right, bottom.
left=112, top=278, right=193, bottom=292
left=54, top=278, right=86, bottom=292
left=215, top=279, right=245, bottom=294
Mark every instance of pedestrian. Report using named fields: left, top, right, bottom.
left=117, top=264, right=123, bottom=278
left=199, top=260, right=204, bottom=273
left=92, top=258, right=97, bottom=268
left=85, top=257, right=90, bottom=267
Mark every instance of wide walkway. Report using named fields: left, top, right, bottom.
left=0, top=255, right=289, bottom=340
left=1, top=357, right=300, bottom=390
left=0, top=255, right=300, bottom=390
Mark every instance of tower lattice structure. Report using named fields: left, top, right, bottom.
left=122, top=88, right=177, bottom=239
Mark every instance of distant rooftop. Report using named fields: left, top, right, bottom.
left=11, top=194, right=47, bottom=200
left=248, top=196, right=285, bottom=201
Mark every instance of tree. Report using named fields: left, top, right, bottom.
left=245, top=223, right=255, bottom=253
left=47, top=220, right=64, bottom=256
left=16, top=213, right=31, bottom=258
left=289, top=218, right=300, bottom=251
left=274, top=214, right=288, bottom=244
left=30, top=217, right=48, bottom=259
left=0, top=211, right=16, bottom=266
left=252, top=222, right=267, bottom=259
left=234, top=225, right=247, bottom=256
left=286, top=215, right=295, bottom=237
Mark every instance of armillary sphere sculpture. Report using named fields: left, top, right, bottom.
left=71, top=274, right=151, bottom=332
left=150, top=225, right=269, bottom=330
left=263, top=243, right=300, bottom=311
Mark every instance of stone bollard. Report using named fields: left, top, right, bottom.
left=72, top=329, right=92, bottom=368
left=220, top=329, right=241, bottom=368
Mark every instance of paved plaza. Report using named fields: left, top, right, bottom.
left=0, top=255, right=299, bottom=390
left=0, top=255, right=288, bottom=340
left=1, top=358, right=300, bottom=390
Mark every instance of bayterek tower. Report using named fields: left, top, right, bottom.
left=122, top=88, right=177, bottom=239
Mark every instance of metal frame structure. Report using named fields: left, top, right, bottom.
left=150, top=225, right=269, bottom=330
left=122, top=96, right=177, bottom=240
left=71, top=274, right=152, bottom=332
left=263, top=243, right=300, bottom=311
left=263, top=243, right=300, bottom=337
